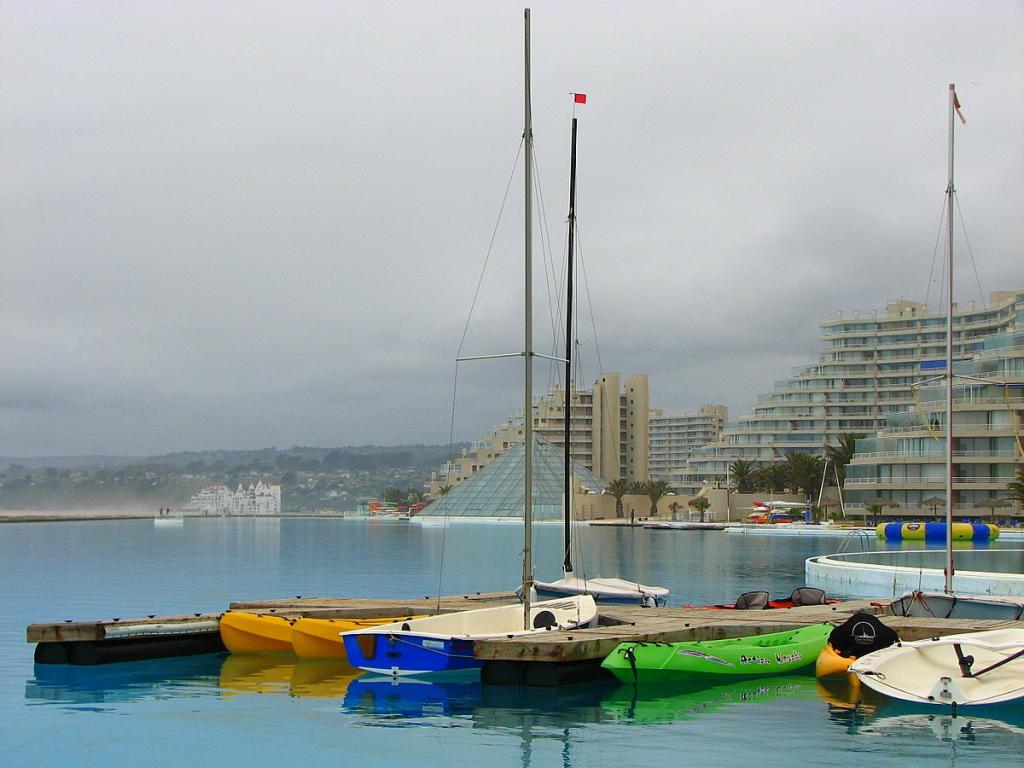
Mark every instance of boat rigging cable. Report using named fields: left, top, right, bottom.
left=953, top=195, right=988, bottom=309
left=532, top=146, right=566, bottom=370
left=922, top=191, right=985, bottom=311
left=923, top=197, right=948, bottom=310
left=435, top=139, right=524, bottom=610
left=911, top=383, right=942, bottom=442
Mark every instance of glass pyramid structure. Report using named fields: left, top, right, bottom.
left=419, top=436, right=608, bottom=520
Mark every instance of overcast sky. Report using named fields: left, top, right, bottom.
left=2, top=1, right=1022, bottom=457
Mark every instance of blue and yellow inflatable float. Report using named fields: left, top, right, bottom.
left=876, top=521, right=1000, bottom=542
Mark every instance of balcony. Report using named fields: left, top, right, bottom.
left=916, top=396, right=1024, bottom=410
left=974, top=342, right=1024, bottom=360
left=851, top=449, right=1020, bottom=461
left=846, top=476, right=1012, bottom=486
left=880, top=423, right=1021, bottom=437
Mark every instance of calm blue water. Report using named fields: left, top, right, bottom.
left=2, top=518, right=1022, bottom=767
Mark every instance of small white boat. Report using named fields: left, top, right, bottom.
left=644, top=521, right=725, bottom=531
left=851, top=628, right=1024, bottom=707
left=534, top=573, right=668, bottom=608
left=889, top=590, right=1024, bottom=621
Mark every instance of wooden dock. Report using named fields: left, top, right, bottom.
left=27, top=595, right=1024, bottom=683
left=228, top=590, right=519, bottom=617
left=476, top=601, right=1022, bottom=684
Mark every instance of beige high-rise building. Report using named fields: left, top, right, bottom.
left=428, top=373, right=650, bottom=496
left=592, top=373, right=649, bottom=484
left=649, top=405, right=728, bottom=486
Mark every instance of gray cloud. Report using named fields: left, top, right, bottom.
left=2, top=0, right=1021, bottom=455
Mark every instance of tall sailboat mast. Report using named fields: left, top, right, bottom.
left=522, top=7, right=535, bottom=629
left=943, top=83, right=957, bottom=595
left=562, top=116, right=578, bottom=575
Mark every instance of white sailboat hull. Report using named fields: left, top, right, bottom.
left=535, top=573, right=668, bottom=607
left=890, top=590, right=1024, bottom=620
left=353, top=595, right=597, bottom=637
left=851, top=628, right=1024, bottom=707
left=341, top=596, right=598, bottom=676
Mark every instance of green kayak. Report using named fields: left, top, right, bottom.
left=602, top=623, right=832, bottom=685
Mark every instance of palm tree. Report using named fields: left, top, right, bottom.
left=645, top=479, right=672, bottom=518
left=607, top=478, right=630, bottom=519
left=1008, top=464, right=1024, bottom=509
left=783, top=452, right=824, bottom=498
left=729, top=459, right=757, bottom=493
left=689, top=497, right=711, bottom=522
left=382, top=487, right=406, bottom=504
left=625, top=481, right=647, bottom=525
left=825, top=433, right=866, bottom=486
left=753, top=463, right=788, bottom=492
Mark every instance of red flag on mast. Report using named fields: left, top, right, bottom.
left=573, top=93, right=587, bottom=104
left=951, top=86, right=966, bottom=124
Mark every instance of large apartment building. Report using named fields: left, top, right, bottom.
left=649, top=405, right=728, bottom=486
left=679, top=290, right=1024, bottom=494
left=428, top=373, right=649, bottom=496
left=845, top=324, right=1024, bottom=518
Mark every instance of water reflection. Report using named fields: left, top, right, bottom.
left=816, top=673, right=1024, bottom=753
left=340, top=676, right=616, bottom=768
left=857, top=707, right=1024, bottom=765
left=601, top=674, right=821, bottom=724
left=475, top=681, right=614, bottom=729
left=26, top=650, right=1024, bottom=765
left=218, top=655, right=362, bottom=698
left=340, top=675, right=615, bottom=728
left=815, top=675, right=886, bottom=731
left=881, top=539, right=994, bottom=552
left=27, top=655, right=363, bottom=705
left=342, top=676, right=482, bottom=721
left=861, top=711, right=1024, bottom=743
left=26, top=654, right=224, bottom=706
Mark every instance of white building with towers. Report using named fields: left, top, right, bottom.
left=184, top=480, right=282, bottom=515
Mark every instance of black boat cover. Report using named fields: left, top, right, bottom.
left=827, top=612, right=899, bottom=659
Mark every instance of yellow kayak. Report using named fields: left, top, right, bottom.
left=291, top=616, right=425, bottom=659
left=219, top=611, right=295, bottom=654
left=815, top=643, right=856, bottom=678
left=815, top=612, right=900, bottom=679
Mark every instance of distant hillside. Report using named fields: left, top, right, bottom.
left=0, top=444, right=469, bottom=513
left=2, top=444, right=467, bottom=473
left=0, top=455, right=136, bottom=470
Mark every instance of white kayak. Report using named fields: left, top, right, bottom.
left=850, top=628, right=1024, bottom=707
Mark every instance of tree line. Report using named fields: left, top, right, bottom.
left=727, top=434, right=864, bottom=496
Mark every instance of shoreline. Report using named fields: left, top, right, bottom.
left=0, top=510, right=351, bottom=523
left=0, top=510, right=158, bottom=523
